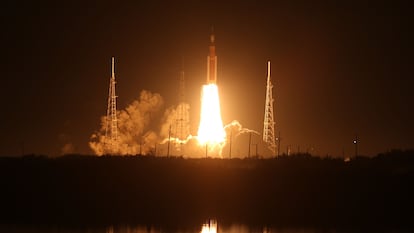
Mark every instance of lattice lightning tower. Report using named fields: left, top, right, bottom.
left=174, top=68, right=190, bottom=144
left=105, top=57, right=118, bottom=154
left=263, top=61, right=276, bottom=155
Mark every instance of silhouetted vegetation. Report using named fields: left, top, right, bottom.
left=0, top=150, right=413, bottom=230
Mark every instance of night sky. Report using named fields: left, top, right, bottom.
left=1, top=1, right=412, bottom=157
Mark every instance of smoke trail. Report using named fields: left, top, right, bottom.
left=157, top=115, right=260, bottom=158
left=89, top=90, right=164, bottom=155
left=224, top=120, right=260, bottom=137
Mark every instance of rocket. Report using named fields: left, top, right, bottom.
left=206, top=31, right=217, bottom=84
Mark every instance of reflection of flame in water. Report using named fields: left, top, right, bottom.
left=197, top=84, right=226, bottom=148
left=201, top=219, right=218, bottom=233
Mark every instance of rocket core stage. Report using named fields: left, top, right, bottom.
left=206, top=32, right=217, bottom=84
left=197, top=30, right=226, bottom=151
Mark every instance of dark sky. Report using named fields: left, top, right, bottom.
left=1, top=1, right=413, bottom=157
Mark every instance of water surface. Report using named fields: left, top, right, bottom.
left=0, top=222, right=408, bottom=233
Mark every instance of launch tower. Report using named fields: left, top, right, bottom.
left=263, top=61, right=276, bottom=155
left=105, top=57, right=118, bottom=154
left=174, top=68, right=190, bottom=145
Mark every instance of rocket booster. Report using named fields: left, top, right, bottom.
left=207, top=32, right=217, bottom=84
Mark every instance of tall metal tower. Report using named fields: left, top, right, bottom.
left=179, top=69, right=185, bottom=103
left=263, top=61, right=276, bottom=155
left=105, top=57, right=118, bottom=154
left=174, top=68, right=190, bottom=144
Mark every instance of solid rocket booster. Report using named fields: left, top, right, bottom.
left=207, top=32, right=217, bottom=84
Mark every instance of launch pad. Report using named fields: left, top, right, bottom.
left=91, top=30, right=277, bottom=158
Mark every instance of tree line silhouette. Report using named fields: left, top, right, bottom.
left=0, top=150, right=413, bottom=230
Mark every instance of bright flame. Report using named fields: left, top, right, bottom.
left=201, top=220, right=217, bottom=233
left=197, top=84, right=226, bottom=147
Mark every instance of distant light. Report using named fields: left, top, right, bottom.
left=353, top=140, right=357, bottom=144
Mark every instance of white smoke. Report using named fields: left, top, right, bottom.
left=160, top=103, right=190, bottom=140
left=89, top=90, right=260, bottom=158
left=224, top=120, right=260, bottom=137
left=89, top=90, right=164, bottom=155
left=158, top=102, right=196, bottom=156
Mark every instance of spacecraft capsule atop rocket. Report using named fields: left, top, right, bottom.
left=207, top=31, right=217, bottom=84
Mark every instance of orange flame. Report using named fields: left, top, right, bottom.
left=201, top=220, right=218, bottom=233
left=197, top=84, right=226, bottom=149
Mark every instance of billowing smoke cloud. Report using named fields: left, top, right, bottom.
left=158, top=102, right=197, bottom=156
left=160, top=103, right=191, bottom=140
left=89, top=90, right=260, bottom=158
left=89, top=90, right=164, bottom=155
left=224, top=120, right=259, bottom=138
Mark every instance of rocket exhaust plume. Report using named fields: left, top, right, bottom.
left=197, top=84, right=226, bottom=146
left=196, top=30, right=226, bottom=155
left=90, top=32, right=258, bottom=158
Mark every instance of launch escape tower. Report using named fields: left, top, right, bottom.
left=263, top=61, right=276, bottom=155
left=105, top=57, right=118, bottom=154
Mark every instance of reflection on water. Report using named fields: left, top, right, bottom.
left=0, top=221, right=405, bottom=233
left=104, top=225, right=158, bottom=233
left=201, top=219, right=217, bottom=233
left=102, top=222, right=321, bottom=233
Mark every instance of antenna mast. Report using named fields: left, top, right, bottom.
left=263, top=61, right=276, bottom=155
left=105, top=57, right=118, bottom=154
